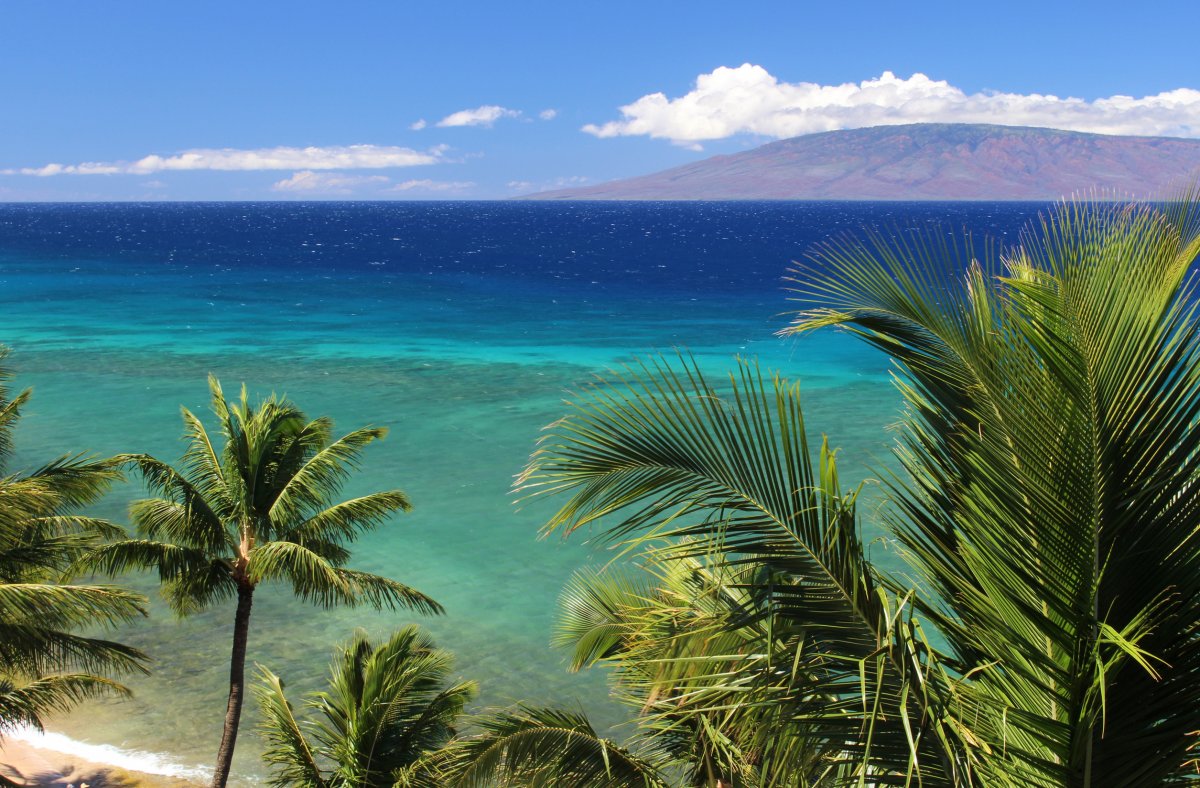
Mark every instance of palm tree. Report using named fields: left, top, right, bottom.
left=255, top=625, right=476, bottom=788
left=517, top=197, right=1200, bottom=785
left=0, top=347, right=148, bottom=781
left=80, top=376, right=442, bottom=788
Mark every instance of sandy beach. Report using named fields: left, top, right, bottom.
left=0, top=737, right=204, bottom=788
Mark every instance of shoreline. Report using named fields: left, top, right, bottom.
left=0, top=729, right=207, bottom=788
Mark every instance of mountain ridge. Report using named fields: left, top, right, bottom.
left=527, top=124, right=1200, bottom=201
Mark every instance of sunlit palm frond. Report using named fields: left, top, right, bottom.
left=269, top=426, right=392, bottom=526
left=286, top=491, right=413, bottom=548
left=255, top=667, right=330, bottom=788
left=334, top=569, right=444, bottom=616
left=256, top=627, right=474, bottom=788
left=783, top=195, right=1200, bottom=784
left=519, top=354, right=963, bottom=783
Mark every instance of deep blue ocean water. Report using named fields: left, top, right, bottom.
left=0, top=201, right=1045, bottom=782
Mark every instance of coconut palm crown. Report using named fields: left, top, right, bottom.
left=256, top=625, right=476, bottom=788
left=80, top=376, right=441, bottom=788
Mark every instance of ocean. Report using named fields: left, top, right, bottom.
left=0, top=200, right=1044, bottom=783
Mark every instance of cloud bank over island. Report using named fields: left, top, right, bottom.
left=584, top=65, right=1200, bottom=145
left=6, top=144, right=448, bottom=176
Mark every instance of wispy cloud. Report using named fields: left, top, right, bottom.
left=6, top=144, right=447, bottom=176
left=539, top=109, right=558, bottom=121
left=584, top=65, right=1200, bottom=145
left=386, top=179, right=475, bottom=193
left=507, top=175, right=587, bottom=194
left=436, top=105, right=521, bottom=128
left=410, top=119, right=428, bottom=131
left=271, top=171, right=391, bottom=193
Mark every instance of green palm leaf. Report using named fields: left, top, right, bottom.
left=441, top=705, right=668, bottom=788
left=0, top=346, right=149, bottom=733
left=255, top=626, right=475, bottom=788
left=784, top=196, right=1200, bottom=784
left=519, top=354, right=963, bottom=784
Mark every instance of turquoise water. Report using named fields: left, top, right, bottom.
left=0, top=201, right=1042, bottom=782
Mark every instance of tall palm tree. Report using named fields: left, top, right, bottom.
left=518, top=197, right=1200, bottom=785
left=255, top=625, right=476, bottom=788
left=80, top=376, right=442, bottom=788
left=0, top=347, right=148, bottom=781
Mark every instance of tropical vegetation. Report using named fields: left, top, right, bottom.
left=515, top=197, right=1200, bottom=785
left=0, top=347, right=148, bottom=786
left=256, top=625, right=476, bottom=788
left=5, top=195, right=1200, bottom=787
left=77, top=376, right=443, bottom=787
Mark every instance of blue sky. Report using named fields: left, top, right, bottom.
left=2, top=0, right=1198, bottom=200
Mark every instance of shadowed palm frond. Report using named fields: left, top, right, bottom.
left=441, top=705, right=669, bottom=788
left=0, top=673, right=131, bottom=735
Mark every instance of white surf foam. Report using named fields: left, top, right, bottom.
left=8, top=727, right=213, bottom=781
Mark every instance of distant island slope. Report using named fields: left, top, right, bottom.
left=527, top=124, right=1200, bottom=201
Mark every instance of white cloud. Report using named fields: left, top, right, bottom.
left=272, top=171, right=390, bottom=194
left=387, top=179, right=475, bottom=193
left=539, top=109, right=558, bottom=121
left=410, top=119, right=427, bottom=130
left=507, top=176, right=587, bottom=193
left=436, top=105, right=521, bottom=128
left=7, top=144, right=445, bottom=176
left=583, top=65, right=1200, bottom=144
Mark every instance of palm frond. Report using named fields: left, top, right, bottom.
left=442, top=705, right=669, bottom=788
left=0, top=673, right=131, bottom=735
left=783, top=195, right=1200, bottom=784
left=118, top=454, right=230, bottom=550
left=518, top=354, right=963, bottom=783
left=254, top=667, right=330, bottom=788
left=268, top=426, right=391, bottom=526
left=286, top=491, right=413, bottom=549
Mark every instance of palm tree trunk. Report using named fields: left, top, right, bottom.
left=212, top=583, right=253, bottom=788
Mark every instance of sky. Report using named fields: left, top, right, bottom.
left=2, top=0, right=1198, bottom=201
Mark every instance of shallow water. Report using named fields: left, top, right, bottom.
left=0, top=201, right=1043, bottom=782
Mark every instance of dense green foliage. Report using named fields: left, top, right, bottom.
left=256, top=626, right=476, bottom=788
left=0, top=347, right=148, bottom=786
left=518, top=198, right=1200, bottom=786
left=7, top=196, right=1200, bottom=787
left=78, top=376, right=441, bottom=787
left=0, top=349, right=147, bottom=731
